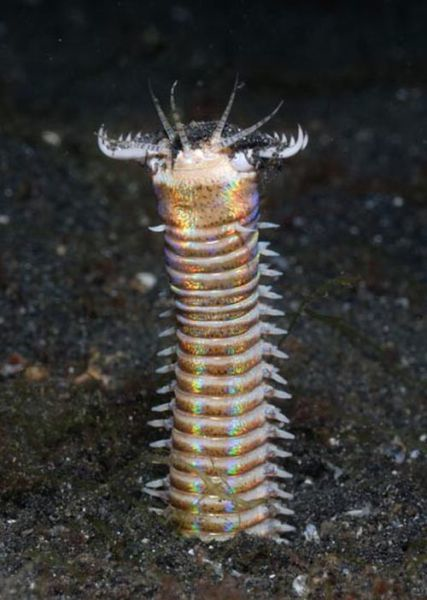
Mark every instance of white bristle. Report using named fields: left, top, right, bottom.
left=271, top=502, right=294, bottom=517
left=266, top=406, right=290, bottom=424
left=149, top=438, right=171, bottom=449
left=152, top=401, right=173, bottom=412
left=157, top=345, right=176, bottom=357
left=259, top=303, right=285, bottom=317
left=262, top=323, right=288, bottom=336
left=259, top=285, right=283, bottom=300
left=260, top=264, right=283, bottom=278
left=147, top=418, right=172, bottom=429
left=156, top=382, right=176, bottom=394
left=143, top=487, right=168, bottom=500
left=145, top=477, right=168, bottom=489
left=263, top=343, right=289, bottom=359
left=155, top=363, right=176, bottom=374
left=159, top=327, right=176, bottom=338
left=269, top=371, right=288, bottom=386
left=272, top=427, right=295, bottom=441
left=258, top=222, right=280, bottom=229
left=268, top=443, right=292, bottom=459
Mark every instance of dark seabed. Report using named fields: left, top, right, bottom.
left=0, top=1, right=426, bottom=598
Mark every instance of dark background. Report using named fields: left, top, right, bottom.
left=0, top=1, right=426, bottom=598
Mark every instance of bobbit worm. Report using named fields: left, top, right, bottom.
left=98, top=79, right=308, bottom=542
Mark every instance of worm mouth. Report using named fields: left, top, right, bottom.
left=170, top=149, right=233, bottom=174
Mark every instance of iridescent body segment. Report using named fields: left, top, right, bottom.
left=98, top=79, right=308, bottom=541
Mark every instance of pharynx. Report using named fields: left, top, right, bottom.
left=98, top=79, right=308, bottom=542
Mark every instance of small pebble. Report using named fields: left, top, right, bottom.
left=325, top=461, right=343, bottom=480
left=395, top=297, right=410, bottom=309
left=24, top=365, right=49, bottom=382
left=303, top=523, right=320, bottom=543
left=41, top=130, right=62, bottom=147
left=1, top=353, right=26, bottom=377
left=292, top=574, right=309, bottom=597
left=130, top=272, right=157, bottom=294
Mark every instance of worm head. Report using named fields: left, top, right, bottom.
left=98, top=78, right=308, bottom=179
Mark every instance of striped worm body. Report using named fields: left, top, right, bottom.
left=98, top=80, right=308, bottom=541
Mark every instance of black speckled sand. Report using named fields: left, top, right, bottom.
left=0, top=1, right=425, bottom=598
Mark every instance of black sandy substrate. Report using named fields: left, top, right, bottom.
left=0, top=1, right=425, bottom=598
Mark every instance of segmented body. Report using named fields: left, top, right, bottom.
left=98, top=80, right=308, bottom=541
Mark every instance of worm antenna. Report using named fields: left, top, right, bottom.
left=220, top=100, right=284, bottom=149
left=210, top=75, right=239, bottom=147
left=170, top=80, right=190, bottom=151
left=149, top=82, right=176, bottom=143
